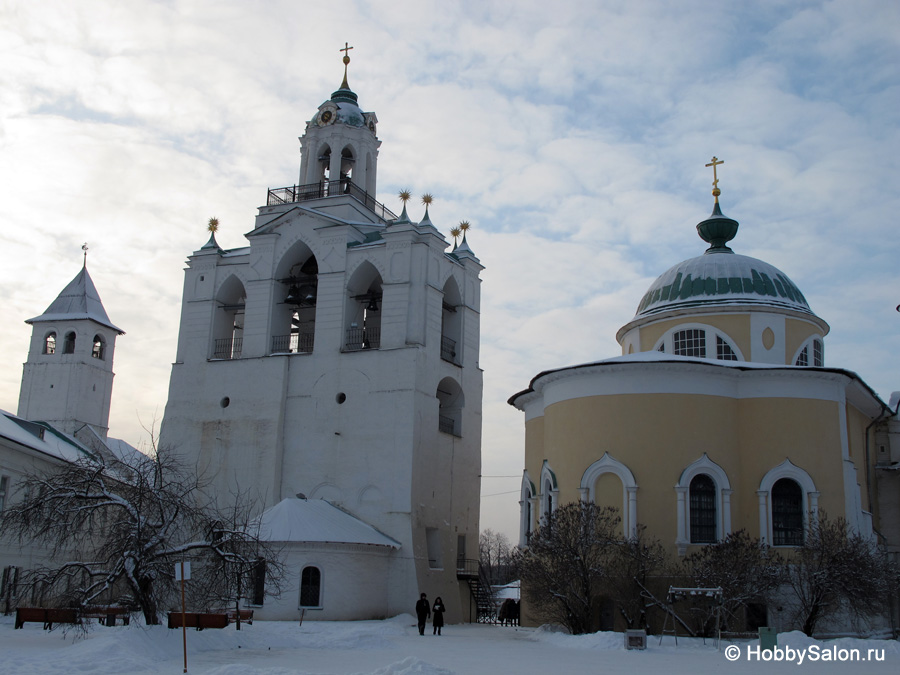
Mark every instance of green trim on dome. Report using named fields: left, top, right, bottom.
left=331, top=87, right=359, bottom=104
left=636, top=258, right=809, bottom=317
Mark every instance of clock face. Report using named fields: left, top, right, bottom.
left=319, top=110, right=333, bottom=125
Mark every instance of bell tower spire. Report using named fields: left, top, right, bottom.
left=297, top=45, right=381, bottom=199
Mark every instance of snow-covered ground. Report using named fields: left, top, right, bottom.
left=1, top=613, right=897, bottom=674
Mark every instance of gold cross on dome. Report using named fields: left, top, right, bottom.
left=705, top=156, right=724, bottom=201
left=340, top=42, right=353, bottom=59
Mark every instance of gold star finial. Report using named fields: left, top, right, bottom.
left=421, top=193, right=433, bottom=206
left=458, top=220, right=470, bottom=233
left=208, top=217, right=219, bottom=233
left=398, top=189, right=411, bottom=203
left=340, top=42, right=354, bottom=89
left=705, top=156, right=724, bottom=202
left=450, top=226, right=461, bottom=245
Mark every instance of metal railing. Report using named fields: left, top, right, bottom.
left=440, top=336, right=457, bottom=364
left=267, top=180, right=397, bottom=222
left=271, top=332, right=314, bottom=354
left=345, top=327, right=380, bottom=351
left=213, top=338, right=242, bottom=360
left=439, top=415, right=457, bottom=436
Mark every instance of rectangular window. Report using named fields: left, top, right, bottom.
left=0, top=476, right=8, bottom=511
left=673, top=329, right=706, bottom=357
left=249, top=559, right=266, bottom=606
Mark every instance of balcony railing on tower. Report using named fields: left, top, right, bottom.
left=345, top=327, right=380, bottom=351
left=271, top=332, right=315, bottom=354
left=213, top=338, right=242, bottom=360
left=267, top=180, right=397, bottom=222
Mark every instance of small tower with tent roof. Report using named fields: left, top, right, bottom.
left=17, top=246, right=124, bottom=441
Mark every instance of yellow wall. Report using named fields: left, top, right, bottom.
left=638, top=313, right=751, bottom=359
left=523, top=391, right=855, bottom=551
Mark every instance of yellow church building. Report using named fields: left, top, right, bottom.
left=509, top=164, right=899, bottom=629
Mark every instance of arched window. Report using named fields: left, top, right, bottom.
left=520, top=472, right=536, bottom=547
left=43, top=332, right=56, bottom=355
left=689, top=474, right=717, bottom=544
left=771, top=478, right=804, bottom=546
left=92, top=335, right=105, bottom=360
left=63, top=331, right=76, bottom=354
left=758, top=459, right=817, bottom=547
left=655, top=325, right=744, bottom=361
left=300, top=566, right=322, bottom=608
left=675, top=454, right=732, bottom=553
left=436, top=377, right=463, bottom=436
left=793, top=337, right=824, bottom=367
left=579, top=453, right=638, bottom=539
left=539, top=461, right=559, bottom=529
left=345, top=262, right=382, bottom=351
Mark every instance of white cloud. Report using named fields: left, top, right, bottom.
left=1, top=0, right=898, bottom=542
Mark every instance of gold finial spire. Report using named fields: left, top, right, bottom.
left=82, top=242, right=89, bottom=267
left=705, top=156, right=724, bottom=202
left=450, top=226, right=461, bottom=247
left=208, top=217, right=219, bottom=233
left=340, top=42, right=354, bottom=89
left=398, top=189, right=411, bottom=203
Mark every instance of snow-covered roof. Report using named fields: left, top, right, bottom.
left=252, top=498, right=401, bottom=548
left=26, top=265, right=124, bottom=334
left=0, top=410, right=95, bottom=463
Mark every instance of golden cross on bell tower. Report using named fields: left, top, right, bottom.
left=340, top=42, right=354, bottom=89
left=705, top=156, right=724, bottom=203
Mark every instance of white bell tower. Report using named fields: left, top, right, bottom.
left=297, top=44, right=380, bottom=196
left=17, top=257, right=124, bottom=440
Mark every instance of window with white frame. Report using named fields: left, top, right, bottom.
left=655, top=325, right=743, bottom=361
left=689, top=474, right=717, bottom=544
left=793, top=337, right=824, bottom=367
left=758, top=459, right=817, bottom=547
left=675, top=454, right=732, bottom=554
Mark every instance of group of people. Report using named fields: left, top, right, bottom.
left=415, top=593, right=445, bottom=635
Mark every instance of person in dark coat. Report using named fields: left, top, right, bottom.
left=415, top=592, right=430, bottom=636
left=432, top=596, right=445, bottom=635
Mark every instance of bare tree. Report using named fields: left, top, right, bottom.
left=0, top=445, right=283, bottom=625
left=607, top=525, right=672, bottom=630
left=479, top=529, right=514, bottom=587
left=681, top=530, right=783, bottom=635
left=514, top=502, right=622, bottom=634
left=783, top=513, right=898, bottom=636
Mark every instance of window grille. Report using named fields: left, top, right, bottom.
left=689, top=474, right=717, bottom=543
left=772, top=478, right=804, bottom=546
left=674, top=329, right=706, bottom=357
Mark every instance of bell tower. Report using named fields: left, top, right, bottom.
left=297, top=44, right=380, bottom=196
left=17, top=256, right=124, bottom=440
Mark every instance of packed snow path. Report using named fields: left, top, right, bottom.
left=1, top=614, right=897, bottom=674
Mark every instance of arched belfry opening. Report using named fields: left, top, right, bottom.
left=317, top=144, right=332, bottom=183
left=436, top=376, right=464, bottom=437
left=274, top=243, right=318, bottom=354
left=340, top=146, right=355, bottom=192
left=344, top=262, right=382, bottom=351
left=212, top=276, right=246, bottom=359
left=440, top=277, right=462, bottom=365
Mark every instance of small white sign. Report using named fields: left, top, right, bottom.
left=174, top=561, right=191, bottom=581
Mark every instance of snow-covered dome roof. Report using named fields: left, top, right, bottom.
left=631, top=200, right=822, bottom=323
left=635, top=250, right=813, bottom=318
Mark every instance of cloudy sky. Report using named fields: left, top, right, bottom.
left=1, top=0, right=898, bottom=541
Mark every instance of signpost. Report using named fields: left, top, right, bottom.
left=175, top=561, right=191, bottom=673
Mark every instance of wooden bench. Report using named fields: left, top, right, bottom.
left=15, top=607, right=80, bottom=630
left=81, top=606, right=132, bottom=626
left=167, top=611, right=229, bottom=630
left=225, top=609, right=253, bottom=625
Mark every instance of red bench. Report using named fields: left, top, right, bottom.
left=167, top=611, right=229, bottom=630
left=81, top=606, right=132, bottom=626
left=15, top=607, right=80, bottom=629
left=225, top=609, right=253, bottom=625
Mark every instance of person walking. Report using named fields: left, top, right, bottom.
left=415, top=592, right=430, bottom=636
left=432, top=596, right=445, bottom=635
